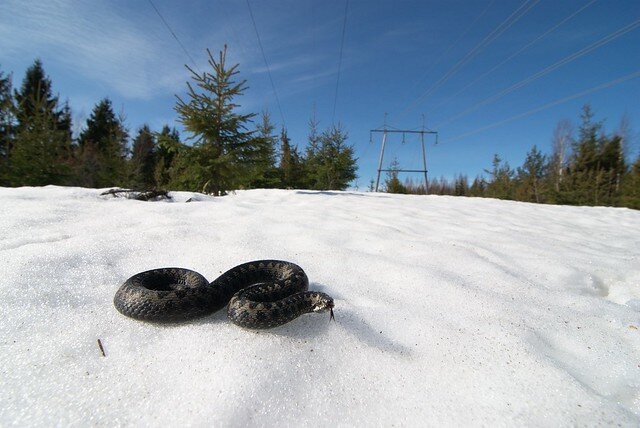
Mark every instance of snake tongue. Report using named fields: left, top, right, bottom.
left=329, top=308, right=335, bottom=322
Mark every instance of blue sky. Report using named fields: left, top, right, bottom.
left=1, top=0, right=639, bottom=188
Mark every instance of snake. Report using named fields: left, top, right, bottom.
left=113, top=260, right=335, bottom=329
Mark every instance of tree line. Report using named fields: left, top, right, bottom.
left=0, top=47, right=358, bottom=194
left=382, top=105, right=640, bottom=210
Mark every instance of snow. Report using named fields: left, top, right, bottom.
left=1, top=185, right=639, bottom=426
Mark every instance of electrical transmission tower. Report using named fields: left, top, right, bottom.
left=370, top=120, right=438, bottom=192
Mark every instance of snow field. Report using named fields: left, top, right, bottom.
left=0, top=186, right=639, bottom=426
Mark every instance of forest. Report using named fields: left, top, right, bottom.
left=0, top=47, right=638, bottom=209
left=382, top=106, right=639, bottom=209
left=0, top=48, right=357, bottom=196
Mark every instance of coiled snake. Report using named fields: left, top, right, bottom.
left=114, top=260, right=335, bottom=329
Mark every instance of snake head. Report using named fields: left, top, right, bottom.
left=310, top=292, right=334, bottom=317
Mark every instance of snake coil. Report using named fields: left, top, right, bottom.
left=114, top=260, right=334, bottom=329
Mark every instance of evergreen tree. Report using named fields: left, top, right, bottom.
left=485, top=154, right=514, bottom=199
left=8, top=94, right=72, bottom=185
left=384, top=157, right=407, bottom=194
left=174, top=45, right=256, bottom=195
left=278, top=128, right=303, bottom=188
left=0, top=68, right=14, bottom=184
left=600, top=134, right=626, bottom=201
left=129, top=125, right=156, bottom=188
left=154, top=125, right=183, bottom=188
left=7, top=60, right=73, bottom=186
left=620, top=155, right=640, bottom=209
left=454, top=174, right=469, bottom=196
left=516, top=145, right=547, bottom=203
left=77, top=98, right=128, bottom=187
left=314, top=124, right=357, bottom=190
left=564, top=104, right=604, bottom=204
left=469, top=175, right=486, bottom=197
left=303, top=113, right=322, bottom=189
left=248, top=110, right=280, bottom=188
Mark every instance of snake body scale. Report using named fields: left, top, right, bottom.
left=114, top=260, right=334, bottom=329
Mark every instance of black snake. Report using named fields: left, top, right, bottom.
left=113, top=260, right=335, bottom=329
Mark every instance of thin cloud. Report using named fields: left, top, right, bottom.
left=0, top=0, right=235, bottom=100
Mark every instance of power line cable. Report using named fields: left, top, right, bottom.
left=394, top=0, right=540, bottom=122
left=332, top=0, right=350, bottom=125
left=441, top=69, right=640, bottom=144
left=430, top=0, right=598, bottom=114
left=245, top=0, right=286, bottom=127
left=407, top=0, right=496, bottom=95
left=147, top=0, right=200, bottom=72
left=435, top=17, right=640, bottom=128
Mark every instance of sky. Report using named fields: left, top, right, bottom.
left=1, top=0, right=639, bottom=188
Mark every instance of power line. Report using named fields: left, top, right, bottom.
left=430, top=0, right=598, bottom=114
left=394, top=0, right=540, bottom=123
left=435, top=17, right=640, bottom=128
left=441, top=70, right=640, bottom=144
left=147, top=0, right=200, bottom=72
left=332, top=0, right=350, bottom=125
left=245, top=0, right=286, bottom=127
left=407, top=0, right=497, bottom=95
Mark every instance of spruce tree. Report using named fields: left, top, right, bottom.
left=454, top=174, right=469, bottom=196
left=565, top=104, right=604, bottom=204
left=278, top=128, right=303, bottom=188
left=248, top=111, right=280, bottom=188
left=77, top=98, right=128, bottom=188
left=516, top=145, right=547, bottom=203
left=0, top=68, right=14, bottom=184
left=303, top=113, right=322, bottom=189
left=384, top=157, right=407, bottom=194
left=130, top=125, right=156, bottom=189
left=154, top=125, right=183, bottom=188
left=484, top=154, right=514, bottom=199
left=174, top=45, right=256, bottom=195
left=469, top=176, right=486, bottom=197
left=9, top=94, right=72, bottom=185
left=314, top=125, right=357, bottom=190
left=620, top=155, right=640, bottom=209
left=8, top=60, right=73, bottom=186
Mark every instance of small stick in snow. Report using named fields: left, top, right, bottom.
left=97, top=339, right=106, bottom=357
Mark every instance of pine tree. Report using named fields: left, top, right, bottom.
left=77, top=98, right=128, bottom=188
left=129, top=125, right=156, bottom=189
left=174, top=45, right=256, bottom=195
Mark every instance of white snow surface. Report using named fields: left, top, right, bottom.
left=1, top=186, right=639, bottom=426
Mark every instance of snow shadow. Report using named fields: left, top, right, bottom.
left=294, top=190, right=389, bottom=198
left=333, top=308, right=412, bottom=356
